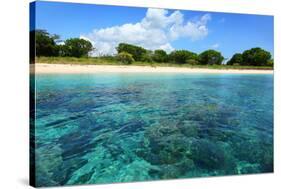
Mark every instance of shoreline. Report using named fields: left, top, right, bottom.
left=33, top=63, right=274, bottom=74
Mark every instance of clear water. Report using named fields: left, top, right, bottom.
left=34, top=73, right=273, bottom=187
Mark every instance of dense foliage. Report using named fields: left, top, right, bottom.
left=35, top=30, right=59, bottom=57
left=199, top=50, right=224, bottom=65
left=227, top=48, right=273, bottom=66
left=35, top=30, right=93, bottom=58
left=62, top=38, right=93, bottom=57
left=152, top=49, right=169, bottom=63
left=186, top=59, right=199, bottom=65
left=141, top=50, right=153, bottom=62
left=169, top=50, right=198, bottom=64
left=116, top=43, right=147, bottom=61
left=116, top=52, right=134, bottom=64
left=242, top=47, right=272, bottom=66
left=267, top=59, right=274, bottom=67
left=227, top=53, right=243, bottom=65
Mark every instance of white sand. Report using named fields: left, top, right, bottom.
left=33, top=63, right=273, bottom=74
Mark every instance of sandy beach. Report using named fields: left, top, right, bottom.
left=33, top=63, right=273, bottom=74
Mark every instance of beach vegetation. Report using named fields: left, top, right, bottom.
left=116, top=52, right=134, bottom=64
left=36, top=56, right=273, bottom=70
left=227, top=48, right=273, bottom=67
left=62, top=38, right=93, bottom=58
left=227, top=53, right=243, bottom=65
left=116, top=43, right=147, bottom=61
left=242, top=47, right=272, bottom=66
left=169, top=50, right=198, bottom=64
left=141, top=50, right=153, bottom=62
left=186, top=59, right=200, bottom=65
left=35, top=30, right=60, bottom=57
left=198, top=50, right=224, bottom=65
left=267, top=59, right=274, bottom=67
left=33, top=29, right=273, bottom=69
left=152, top=49, right=169, bottom=63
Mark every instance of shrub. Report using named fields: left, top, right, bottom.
left=116, top=52, right=134, bottom=64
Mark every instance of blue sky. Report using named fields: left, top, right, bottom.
left=32, top=1, right=274, bottom=59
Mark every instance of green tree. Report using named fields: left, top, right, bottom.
left=267, top=59, right=274, bottom=67
left=152, top=49, right=168, bottom=63
left=242, top=47, right=271, bottom=66
left=198, top=50, right=224, bottom=65
left=116, top=52, right=134, bottom=64
left=169, top=50, right=198, bottom=64
left=141, top=50, right=153, bottom=62
left=186, top=59, right=199, bottom=65
left=35, top=30, right=59, bottom=57
left=57, top=44, right=68, bottom=57
left=227, top=53, right=243, bottom=65
left=116, top=43, right=147, bottom=61
left=63, top=38, right=93, bottom=57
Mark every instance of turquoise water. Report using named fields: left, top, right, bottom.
left=34, top=73, right=273, bottom=187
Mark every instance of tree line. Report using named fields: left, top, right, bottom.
left=226, top=48, right=273, bottom=66
left=34, top=30, right=273, bottom=66
left=34, top=30, right=93, bottom=58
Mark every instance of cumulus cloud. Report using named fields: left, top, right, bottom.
left=56, top=41, right=65, bottom=45
left=81, top=8, right=211, bottom=56
left=211, top=43, right=220, bottom=49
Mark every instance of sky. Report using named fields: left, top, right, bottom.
left=32, top=1, right=274, bottom=60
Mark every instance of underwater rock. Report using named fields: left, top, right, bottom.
left=35, top=145, right=65, bottom=186
left=190, top=139, right=223, bottom=169
left=66, top=145, right=117, bottom=185
left=53, top=158, right=88, bottom=185
left=70, top=148, right=160, bottom=184
left=137, top=121, right=198, bottom=179
left=159, top=164, right=184, bottom=179
left=261, top=146, right=273, bottom=172
left=118, top=159, right=159, bottom=182
left=157, top=134, right=193, bottom=164
left=117, top=119, right=146, bottom=134
left=154, top=158, right=195, bottom=179
left=236, top=161, right=260, bottom=174
left=190, top=139, right=236, bottom=174
left=184, top=103, right=237, bottom=127
left=232, top=139, right=273, bottom=172
left=177, top=120, right=199, bottom=138
left=36, top=172, right=59, bottom=187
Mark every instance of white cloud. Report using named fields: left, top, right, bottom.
left=159, top=43, right=175, bottom=52
left=56, top=41, right=65, bottom=45
left=211, top=43, right=220, bottom=49
left=81, top=8, right=211, bottom=56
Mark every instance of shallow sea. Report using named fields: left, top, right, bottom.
left=33, top=73, right=273, bottom=187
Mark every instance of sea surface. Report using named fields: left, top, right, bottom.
left=33, top=73, right=273, bottom=187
